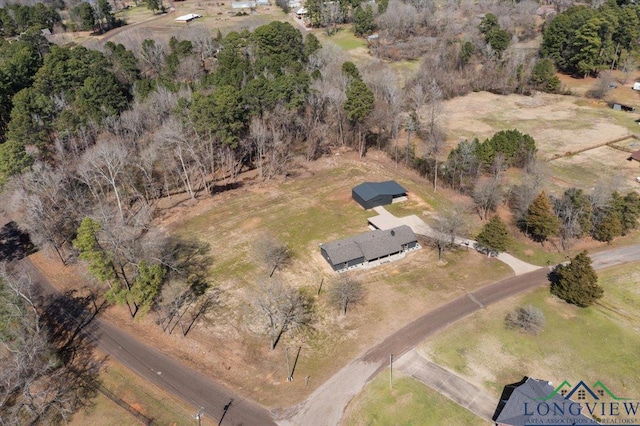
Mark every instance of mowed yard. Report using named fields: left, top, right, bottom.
left=419, top=261, right=640, bottom=402
left=158, top=151, right=513, bottom=407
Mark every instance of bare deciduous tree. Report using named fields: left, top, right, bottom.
left=431, top=206, right=466, bottom=261
left=253, top=280, right=311, bottom=350
left=0, top=265, right=102, bottom=424
left=473, top=177, right=503, bottom=220
left=77, top=138, right=130, bottom=221
left=329, top=277, right=364, bottom=315
left=10, top=162, right=85, bottom=264
left=153, top=236, right=213, bottom=336
left=586, top=71, right=615, bottom=99
left=254, top=233, right=291, bottom=277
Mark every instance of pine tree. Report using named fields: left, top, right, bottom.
left=593, top=208, right=623, bottom=243
left=524, top=191, right=559, bottom=244
left=476, top=215, right=509, bottom=254
left=550, top=251, right=602, bottom=307
left=72, top=217, right=116, bottom=285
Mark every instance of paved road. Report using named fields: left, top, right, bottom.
left=18, top=255, right=276, bottom=426
left=284, top=246, right=640, bottom=425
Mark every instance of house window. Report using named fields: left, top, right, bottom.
left=578, top=389, right=586, bottom=400
left=598, top=389, right=604, bottom=397
left=561, top=390, right=567, bottom=397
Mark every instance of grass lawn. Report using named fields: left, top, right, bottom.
left=315, top=27, right=367, bottom=51
left=505, top=234, right=568, bottom=267
left=71, top=359, right=214, bottom=426
left=421, top=261, right=640, bottom=399
left=342, top=372, right=492, bottom=426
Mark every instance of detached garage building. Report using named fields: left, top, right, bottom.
left=352, top=181, right=407, bottom=210
left=320, top=225, right=419, bottom=272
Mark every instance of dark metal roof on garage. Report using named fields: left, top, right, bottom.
left=321, top=225, right=416, bottom=265
left=352, top=181, right=407, bottom=202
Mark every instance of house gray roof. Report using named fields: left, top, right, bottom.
left=322, top=225, right=416, bottom=265
left=495, top=377, right=599, bottom=426
left=352, top=181, right=407, bottom=202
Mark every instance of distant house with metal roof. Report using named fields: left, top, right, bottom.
left=352, top=181, right=407, bottom=210
left=320, top=225, right=419, bottom=272
left=494, top=377, right=599, bottom=426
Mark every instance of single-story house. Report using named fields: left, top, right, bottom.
left=295, top=7, right=307, bottom=18
left=352, top=181, right=407, bottom=210
left=320, top=225, right=419, bottom=272
left=174, top=13, right=201, bottom=22
left=494, top=377, right=599, bottom=426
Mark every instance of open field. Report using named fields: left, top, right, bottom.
left=443, top=91, right=640, bottom=193
left=444, top=92, right=633, bottom=158
left=342, top=372, right=492, bottom=426
left=548, top=145, right=640, bottom=193
left=420, top=261, right=640, bottom=399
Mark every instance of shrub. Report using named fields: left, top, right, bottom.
left=505, top=305, right=545, bottom=334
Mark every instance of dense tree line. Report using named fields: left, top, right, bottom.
left=441, top=129, right=537, bottom=195
left=69, top=0, right=121, bottom=33
left=541, top=1, right=640, bottom=76
left=516, top=186, right=640, bottom=248
left=0, top=2, right=60, bottom=36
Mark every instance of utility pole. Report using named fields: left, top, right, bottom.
left=194, top=407, right=204, bottom=426
left=389, top=354, right=393, bottom=390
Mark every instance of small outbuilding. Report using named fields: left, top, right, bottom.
left=174, top=13, right=201, bottom=22
left=634, top=82, right=640, bottom=91
left=630, top=149, right=640, bottom=162
left=352, top=181, right=407, bottom=210
left=320, top=225, right=419, bottom=272
left=611, top=102, right=635, bottom=112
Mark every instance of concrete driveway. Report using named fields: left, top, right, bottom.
left=369, top=206, right=540, bottom=276
left=395, top=349, right=497, bottom=422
